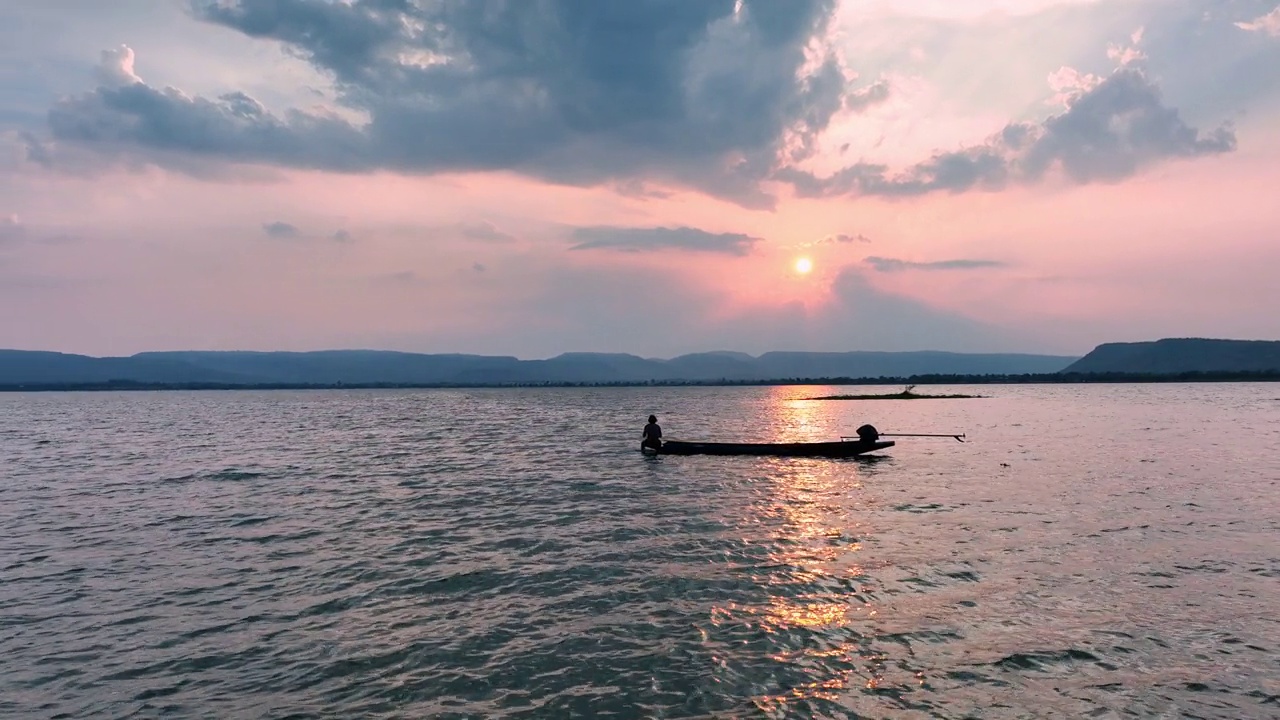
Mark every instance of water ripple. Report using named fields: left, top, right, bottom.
left=1, top=384, right=1279, bottom=718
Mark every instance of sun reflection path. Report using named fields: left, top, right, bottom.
left=702, top=435, right=926, bottom=714
left=761, top=386, right=836, bottom=444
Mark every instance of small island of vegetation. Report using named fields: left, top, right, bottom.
left=808, top=385, right=984, bottom=400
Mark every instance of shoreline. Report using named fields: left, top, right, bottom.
left=4, top=370, right=1280, bottom=392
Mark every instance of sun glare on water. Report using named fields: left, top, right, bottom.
left=794, top=257, right=814, bottom=275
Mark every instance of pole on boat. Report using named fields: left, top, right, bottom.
left=885, top=427, right=962, bottom=440
left=884, top=432, right=966, bottom=442
left=842, top=432, right=966, bottom=442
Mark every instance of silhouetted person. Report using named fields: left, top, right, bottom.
left=642, top=414, right=663, bottom=451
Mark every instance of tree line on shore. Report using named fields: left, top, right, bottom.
left=5, top=369, right=1280, bottom=392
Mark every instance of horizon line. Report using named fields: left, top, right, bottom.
left=0, top=345, right=1097, bottom=362
left=6, top=336, right=1280, bottom=362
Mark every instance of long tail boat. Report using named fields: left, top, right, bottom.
left=648, top=438, right=894, bottom=458
left=640, top=424, right=963, bottom=458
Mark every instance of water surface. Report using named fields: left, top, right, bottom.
left=2, top=383, right=1278, bottom=718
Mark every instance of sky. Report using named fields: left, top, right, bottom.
left=1, top=0, right=1278, bottom=359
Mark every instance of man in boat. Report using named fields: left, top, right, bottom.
left=642, top=415, right=663, bottom=451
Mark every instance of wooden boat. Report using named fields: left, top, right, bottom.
left=650, top=438, right=894, bottom=458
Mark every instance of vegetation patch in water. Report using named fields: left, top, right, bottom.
left=809, top=385, right=984, bottom=400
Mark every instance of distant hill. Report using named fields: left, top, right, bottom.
left=0, top=348, right=1079, bottom=386
left=0, top=350, right=252, bottom=384
left=1064, top=338, right=1280, bottom=374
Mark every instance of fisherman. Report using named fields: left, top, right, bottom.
left=641, top=414, right=663, bottom=451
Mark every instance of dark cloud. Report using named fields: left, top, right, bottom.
left=865, top=257, right=1006, bottom=272
left=1088, top=2, right=1280, bottom=136
left=611, top=179, right=675, bottom=200
left=844, top=80, right=891, bottom=111
left=1019, top=68, right=1236, bottom=182
left=472, top=262, right=486, bottom=273
left=781, top=67, right=1236, bottom=197
left=40, top=0, right=885, bottom=208
left=47, top=81, right=371, bottom=170
left=569, top=226, right=761, bottom=256
left=262, top=221, right=300, bottom=238
left=29, top=1, right=1254, bottom=207
left=818, top=267, right=1020, bottom=351
left=262, top=221, right=353, bottom=242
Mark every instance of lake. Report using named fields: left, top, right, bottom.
left=2, top=383, right=1278, bottom=718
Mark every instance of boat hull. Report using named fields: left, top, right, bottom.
left=653, top=439, right=894, bottom=458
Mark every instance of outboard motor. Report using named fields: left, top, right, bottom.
left=856, top=424, right=880, bottom=442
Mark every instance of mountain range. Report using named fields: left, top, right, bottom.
left=1061, top=338, right=1280, bottom=374
left=3, top=338, right=1278, bottom=387
left=0, top=348, right=1077, bottom=386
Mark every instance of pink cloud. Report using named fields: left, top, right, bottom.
left=1236, top=7, right=1280, bottom=37
left=1046, top=66, right=1103, bottom=108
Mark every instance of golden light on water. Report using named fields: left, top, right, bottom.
left=699, top=390, right=908, bottom=710
left=766, top=598, right=853, bottom=629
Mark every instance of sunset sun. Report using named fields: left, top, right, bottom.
left=794, top=257, right=814, bottom=275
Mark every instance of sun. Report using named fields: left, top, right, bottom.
left=794, top=257, right=814, bottom=275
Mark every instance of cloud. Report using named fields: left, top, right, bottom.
left=46, top=80, right=370, bottom=172
left=780, top=66, right=1235, bottom=197
left=457, top=222, right=515, bottom=244
left=262, top=221, right=300, bottom=239
left=865, top=256, right=1006, bottom=272
left=1046, top=67, right=1103, bottom=108
left=1107, top=26, right=1148, bottom=66
left=38, top=1, right=888, bottom=208
left=373, top=270, right=427, bottom=287
left=95, top=45, right=143, bottom=88
left=820, top=233, right=872, bottom=245
left=472, top=262, right=486, bottom=273
left=797, top=232, right=872, bottom=249
left=611, top=179, right=675, bottom=200
left=461, top=262, right=1022, bottom=358
left=816, top=267, right=1020, bottom=351
left=843, top=80, right=891, bottom=111
left=568, top=226, right=761, bottom=256
left=1236, top=7, right=1280, bottom=36
left=261, top=221, right=353, bottom=242
left=0, top=214, right=76, bottom=245
left=1, top=213, right=23, bottom=242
